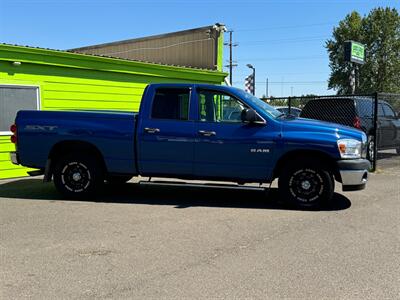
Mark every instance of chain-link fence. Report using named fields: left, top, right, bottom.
left=264, top=93, right=400, bottom=171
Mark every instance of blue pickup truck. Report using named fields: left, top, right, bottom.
left=10, top=84, right=370, bottom=208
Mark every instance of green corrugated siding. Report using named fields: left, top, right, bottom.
left=217, top=31, right=224, bottom=71
left=0, top=136, right=32, bottom=179
left=0, top=44, right=227, bottom=180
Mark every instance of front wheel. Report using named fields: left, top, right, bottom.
left=278, top=161, right=334, bottom=209
left=53, top=154, right=104, bottom=198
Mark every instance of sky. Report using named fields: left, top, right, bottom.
left=0, top=0, right=399, bottom=97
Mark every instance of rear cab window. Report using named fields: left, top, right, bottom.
left=301, top=98, right=356, bottom=122
left=151, top=88, right=190, bottom=121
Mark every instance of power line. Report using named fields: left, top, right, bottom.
left=239, top=38, right=325, bottom=47
left=235, top=21, right=336, bottom=32
left=238, top=38, right=328, bottom=46
left=235, top=71, right=328, bottom=76
left=237, top=55, right=326, bottom=62
left=236, top=35, right=328, bottom=45
left=233, top=81, right=327, bottom=85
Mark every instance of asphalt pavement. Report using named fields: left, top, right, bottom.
left=0, top=157, right=399, bottom=299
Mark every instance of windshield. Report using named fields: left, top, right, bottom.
left=235, top=88, right=283, bottom=118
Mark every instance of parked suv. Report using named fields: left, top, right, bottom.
left=300, top=97, right=400, bottom=160
left=274, top=106, right=302, bottom=117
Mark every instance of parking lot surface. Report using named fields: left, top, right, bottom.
left=1, top=157, right=399, bottom=299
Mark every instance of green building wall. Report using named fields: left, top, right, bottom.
left=0, top=44, right=227, bottom=179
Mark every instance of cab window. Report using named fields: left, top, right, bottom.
left=151, top=88, right=190, bottom=120
left=198, top=90, right=247, bottom=123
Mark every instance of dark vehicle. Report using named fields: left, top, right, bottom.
left=300, top=97, right=400, bottom=160
left=275, top=106, right=302, bottom=117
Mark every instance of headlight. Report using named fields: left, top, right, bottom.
left=337, top=139, right=362, bottom=159
left=361, top=133, right=367, bottom=158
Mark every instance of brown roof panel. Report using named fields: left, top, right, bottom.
left=69, top=24, right=226, bottom=70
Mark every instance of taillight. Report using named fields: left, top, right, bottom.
left=353, top=116, right=361, bottom=129
left=10, top=124, right=17, bottom=144
left=10, top=135, right=17, bottom=144
left=10, top=124, right=17, bottom=133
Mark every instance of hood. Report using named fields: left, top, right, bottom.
left=282, top=117, right=366, bottom=141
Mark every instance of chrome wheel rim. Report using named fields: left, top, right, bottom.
left=289, top=168, right=323, bottom=203
left=61, top=162, right=91, bottom=192
left=368, top=140, right=375, bottom=161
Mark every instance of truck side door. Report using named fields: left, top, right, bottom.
left=137, top=87, right=195, bottom=176
left=193, top=89, right=275, bottom=182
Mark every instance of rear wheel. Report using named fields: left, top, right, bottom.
left=278, top=160, right=334, bottom=209
left=53, top=154, right=104, bottom=198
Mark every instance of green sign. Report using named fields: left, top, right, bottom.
left=351, top=42, right=365, bottom=61
left=344, top=41, right=365, bottom=64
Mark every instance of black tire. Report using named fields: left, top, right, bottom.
left=53, top=154, right=104, bottom=198
left=367, top=135, right=375, bottom=162
left=278, top=160, right=334, bottom=209
left=396, top=147, right=400, bottom=155
left=106, top=175, right=133, bottom=185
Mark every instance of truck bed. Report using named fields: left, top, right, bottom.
left=15, top=110, right=138, bottom=175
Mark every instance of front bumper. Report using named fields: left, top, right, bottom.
left=337, top=159, right=370, bottom=191
left=10, top=152, right=20, bottom=165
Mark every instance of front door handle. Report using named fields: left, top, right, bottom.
left=144, top=127, right=160, bottom=134
left=198, top=130, right=216, bottom=137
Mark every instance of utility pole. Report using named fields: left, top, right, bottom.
left=224, top=30, right=238, bottom=85
left=266, top=78, right=269, bottom=98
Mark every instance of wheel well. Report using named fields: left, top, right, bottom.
left=48, top=141, right=107, bottom=173
left=273, top=150, right=341, bottom=182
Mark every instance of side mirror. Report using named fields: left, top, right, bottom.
left=241, top=108, right=258, bottom=123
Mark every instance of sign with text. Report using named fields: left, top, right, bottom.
left=344, top=41, right=365, bottom=64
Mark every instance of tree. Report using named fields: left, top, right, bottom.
left=326, top=7, right=400, bottom=94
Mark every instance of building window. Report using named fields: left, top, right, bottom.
left=0, top=86, right=39, bottom=135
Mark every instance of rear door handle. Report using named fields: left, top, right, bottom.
left=144, top=127, right=160, bottom=134
left=198, top=130, right=216, bottom=137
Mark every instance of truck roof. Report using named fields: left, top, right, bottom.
left=148, top=83, right=239, bottom=93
